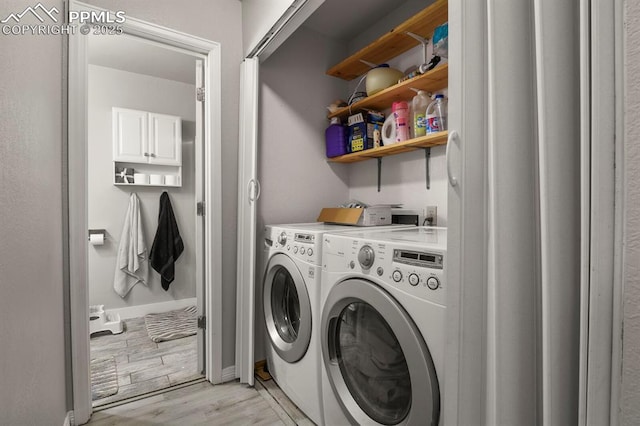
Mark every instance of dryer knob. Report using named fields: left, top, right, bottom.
left=358, top=245, right=375, bottom=269
left=427, top=277, right=440, bottom=290
left=277, top=232, right=287, bottom=246
left=409, top=273, right=419, bottom=286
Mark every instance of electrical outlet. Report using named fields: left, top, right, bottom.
left=425, top=206, right=437, bottom=226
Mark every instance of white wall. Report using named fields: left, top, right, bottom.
left=0, top=0, right=68, bottom=423
left=88, top=65, right=196, bottom=309
left=622, top=0, right=640, bottom=423
left=348, top=146, right=448, bottom=226
left=257, top=25, right=350, bottom=227
left=84, top=0, right=243, bottom=371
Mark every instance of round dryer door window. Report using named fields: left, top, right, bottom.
left=263, top=253, right=312, bottom=363
left=322, top=279, right=440, bottom=426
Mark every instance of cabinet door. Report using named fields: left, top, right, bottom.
left=148, top=113, right=182, bottom=166
left=112, top=108, right=148, bottom=162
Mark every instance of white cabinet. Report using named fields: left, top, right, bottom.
left=112, top=108, right=182, bottom=166
left=112, top=107, right=182, bottom=187
left=112, top=108, right=148, bottom=162
left=148, top=113, right=182, bottom=166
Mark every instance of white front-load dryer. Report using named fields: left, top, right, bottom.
left=262, top=223, right=414, bottom=425
left=320, top=226, right=447, bottom=426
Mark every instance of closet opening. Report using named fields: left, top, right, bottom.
left=67, top=1, right=223, bottom=422
left=86, top=33, right=205, bottom=408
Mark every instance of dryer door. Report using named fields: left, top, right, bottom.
left=322, top=279, right=440, bottom=426
left=263, top=253, right=312, bottom=363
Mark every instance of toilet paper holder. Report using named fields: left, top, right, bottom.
left=88, top=229, right=107, bottom=241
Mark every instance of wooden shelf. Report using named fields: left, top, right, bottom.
left=327, top=131, right=448, bottom=163
left=326, top=0, right=448, bottom=81
left=328, top=64, right=448, bottom=120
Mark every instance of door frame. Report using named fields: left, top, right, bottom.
left=66, top=1, right=223, bottom=423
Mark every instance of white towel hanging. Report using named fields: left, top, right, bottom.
left=113, top=192, right=148, bottom=297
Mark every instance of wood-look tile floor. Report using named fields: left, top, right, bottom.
left=85, top=378, right=314, bottom=425
left=91, top=317, right=202, bottom=407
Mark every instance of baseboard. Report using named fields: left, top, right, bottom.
left=63, top=411, right=74, bottom=426
left=107, top=298, right=197, bottom=320
left=221, top=365, right=236, bottom=382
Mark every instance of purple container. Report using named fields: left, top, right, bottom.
left=325, top=120, right=348, bottom=158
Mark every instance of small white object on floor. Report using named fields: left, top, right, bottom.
left=90, top=304, right=124, bottom=335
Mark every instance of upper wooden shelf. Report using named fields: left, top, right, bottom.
left=327, top=131, right=448, bottom=163
left=328, top=64, right=448, bottom=120
left=326, top=0, right=448, bottom=81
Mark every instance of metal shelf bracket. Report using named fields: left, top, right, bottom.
left=377, top=158, right=382, bottom=192
left=405, top=31, right=429, bottom=66
left=424, top=147, right=431, bottom=190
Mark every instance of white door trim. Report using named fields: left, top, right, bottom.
left=67, top=1, right=223, bottom=423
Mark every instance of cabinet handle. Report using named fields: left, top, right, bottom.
left=150, top=153, right=156, bottom=158
left=144, top=152, right=149, bottom=157
left=446, top=130, right=459, bottom=187
left=248, top=178, right=261, bottom=203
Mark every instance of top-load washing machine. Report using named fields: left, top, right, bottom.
left=320, top=226, right=447, bottom=426
left=262, top=223, right=414, bottom=425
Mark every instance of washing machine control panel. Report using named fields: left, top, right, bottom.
left=329, top=237, right=446, bottom=305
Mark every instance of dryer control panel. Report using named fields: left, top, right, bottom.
left=267, top=228, right=322, bottom=266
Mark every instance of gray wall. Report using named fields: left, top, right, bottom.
left=88, top=64, right=196, bottom=309
left=622, top=0, right=640, bottom=423
left=0, top=2, right=242, bottom=422
left=0, top=0, right=68, bottom=423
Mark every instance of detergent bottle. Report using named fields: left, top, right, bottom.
left=381, top=101, right=410, bottom=145
left=411, top=90, right=429, bottom=138
left=425, top=94, right=447, bottom=133
left=325, top=117, right=347, bottom=157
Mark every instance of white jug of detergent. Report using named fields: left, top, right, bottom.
left=381, top=101, right=410, bottom=145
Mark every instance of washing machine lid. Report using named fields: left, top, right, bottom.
left=263, top=253, right=312, bottom=363
left=321, top=278, right=440, bottom=426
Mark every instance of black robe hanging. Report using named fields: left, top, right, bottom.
left=149, top=192, right=184, bottom=290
